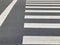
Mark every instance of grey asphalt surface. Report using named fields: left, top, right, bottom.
left=0, top=0, right=25, bottom=45
left=1, top=0, right=60, bottom=45
left=0, top=0, right=12, bottom=14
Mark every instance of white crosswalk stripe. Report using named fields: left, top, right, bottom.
left=25, top=10, right=60, bottom=13
left=25, top=15, right=60, bottom=19
left=26, top=1, right=60, bottom=4
left=24, top=23, right=60, bottom=28
left=23, top=36, right=60, bottom=44
left=26, top=4, right=60, bottom=5
left=26, top=6, right=60, bottom=8
left=26, top=0, right=60, bottom=2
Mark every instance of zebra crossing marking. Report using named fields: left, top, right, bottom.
left=24, top=23, right=60, bottom=28
left=23, top=36, right=60, bottom=44
left=25, top=10, right=60, bottom=13
left=25, top=15, right=60, bottom=19
left=26, top=4, right=60, bottom=5
left=23, top=0, right=60, bottom=44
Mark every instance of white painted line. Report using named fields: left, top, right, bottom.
left=25, top=15, right=60, bottom=19
left=26, top=6, right=60, bottom=8
left=0, top=0, right=17, bottom=27
left=25, top=10, right=60, bottom=13
left=26, top=0, right=60, bottom=1
left=24, top=23, right=60, bottom=28
left=26, top=2, right=60, bottom=4
left=23, top=36, right=60, bottom=44
left=26, top=4, right=60, bottom=5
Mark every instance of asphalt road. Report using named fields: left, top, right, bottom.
left=0, top=0, right=12, bottom=14
left=0, top=0, right=25, bottom=45
left=1, top=0, right=60, bottom=45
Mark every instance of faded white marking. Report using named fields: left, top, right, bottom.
left=0, top=0, right=17, bottom=27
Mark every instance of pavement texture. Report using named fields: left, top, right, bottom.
left=0, top=0, right=25, bottom=45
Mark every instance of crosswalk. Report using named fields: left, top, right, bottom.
left=23, top=0, right=60, bottom=45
